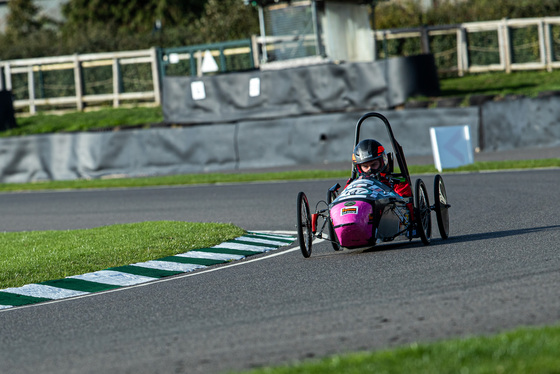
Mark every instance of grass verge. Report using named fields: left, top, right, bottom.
left=239, top=324, right=560, bottom=374
left=440, top=70, right=560, bottom=99
left=1, top=106, right=164, bottom=137
left=0, top=221, right=244, bottom=289
left=0, top=159, right=558, bottom=192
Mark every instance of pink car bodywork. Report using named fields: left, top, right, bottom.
left=329, top=178, right=408, bottom=248
left=330, top=200, right=374, bottom=247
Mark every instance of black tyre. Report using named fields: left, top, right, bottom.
left=296, top=192, right=313, bottom=258
left=434, top=174, right=450, bottom=239
left=414, top=179, right=431, bottom=245
left=326, top=190, right=341, bottom=251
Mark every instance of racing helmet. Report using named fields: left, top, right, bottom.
left=352, top=139, right=388, bottom=176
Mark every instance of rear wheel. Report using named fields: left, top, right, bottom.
left=326, top=190, right=341, bottom=251
left=296, top=192, right=313, bottom=258
left=414, top=179, right=431, bottom=245
left=434, top=174, right=450, bottom=239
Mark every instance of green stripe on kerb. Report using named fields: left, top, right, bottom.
left=40, top=278, right=120, bottom=293
left=245, top=233, right=295, bottom=243
left=108, top=265, right=182, bottom=278
left=157, top=256, right=225, bottom=266
left=196, top=247, right=263, bottom=256
left=231, top=239, right=277, bottom=247
left=247, top=231, right=295, bottom=238
left=0, top=291, right=51, bottom=306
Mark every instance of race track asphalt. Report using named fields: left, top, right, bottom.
left=0, top=167, right=559, bottom=374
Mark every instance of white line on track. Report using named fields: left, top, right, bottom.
left=0, top=231, right=321, bottom=313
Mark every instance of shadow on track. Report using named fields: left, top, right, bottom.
left=305, top=224, right=560, bottom=258
left=434, top=224, right=560, bottom=244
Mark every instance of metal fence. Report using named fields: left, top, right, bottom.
left=374, top=17, right=560, bottom=75
left=158, top=39, right=256, bottom=78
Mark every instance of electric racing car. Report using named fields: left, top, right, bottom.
left=296, top=112, right=450, bottom=258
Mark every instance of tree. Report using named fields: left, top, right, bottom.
left=61, top=0, right=207, bottom=34
left=0, top=0, right=261, bottom=58
left=190, top=0, right=259, bottom=44
left=0, top=0, right=61, bottom=59
left=6, top=0, right=44, bottom=38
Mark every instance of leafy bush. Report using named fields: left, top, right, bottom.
left=376, top=0, right=560, bottom=29
left=0, top=0, right=259, bottom=60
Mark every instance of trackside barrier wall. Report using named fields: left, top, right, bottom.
left=481, top=95, right=560, bottom=151
left=1, top=108, right=473, bottom=183
left=0, top=125, right=237, bottom=183
left=162, top=56, right=440, bottom=124
left=1, top=99, right=559, bottom=183
left=234, top=108, right=479, bottom=170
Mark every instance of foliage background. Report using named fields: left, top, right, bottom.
left=0, top=0, right=260, bottom=60
left=374, top=0, right=560, bottom=29
left=1, top=0, right=560, bottom=61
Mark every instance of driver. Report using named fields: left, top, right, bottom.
left=350, top=139, right=412, bottom=198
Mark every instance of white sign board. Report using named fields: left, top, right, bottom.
left=200, top=50, right=219, bottom=73
left=168, top=53, right=180, bottom=64
left=249, top=77, right=260, bottom=97
left=191, top=81, right=206, bottom=101
left=430, top=125, right=474, bottom=172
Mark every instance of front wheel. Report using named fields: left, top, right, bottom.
left=326, top=190, right=341, bottom=251
left=434, top=174, right=450, bottom=239
left=414, top=179, right=431, bottom=245
left=296, top=192, right=313, bottom=258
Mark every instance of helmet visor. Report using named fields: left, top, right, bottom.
left=358, top=156, right=385, bottom=175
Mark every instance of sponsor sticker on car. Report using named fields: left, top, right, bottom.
left=341, top=207, right=359, bottom=216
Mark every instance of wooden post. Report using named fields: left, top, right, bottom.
left=73, top=54, right=84, bottom=111
left=150, top=47, right=161, bottom=105
left=4, top=64, right=12, bottom=92
left=28, top=65, right=36, bottom=114
left=542, top=20, right=552, bottom=72
left=500, top=18, right=512, bottom=73
left=420, top=26, right=431, bottom=54
left=456, top=27, right=468, bottom=76
left=250, top=35, right=260, bottom=68
left=112, top=58, right=120, bottom=108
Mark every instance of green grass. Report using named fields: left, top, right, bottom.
left=0, top=221, right=244, bottom=289
left=0, top=170, right=350, bottom=191
left=439, top=70, right=560, bottom=99
left=1, top=106, right=164, bottom=137
left=238, top=325, right=560, bottom=374
left=0, top=158, right=558, bottom=192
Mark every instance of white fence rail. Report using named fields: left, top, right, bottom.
left=0, top=48, right=161, bottom=114
left=374, top=17, right=560, bottom=75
